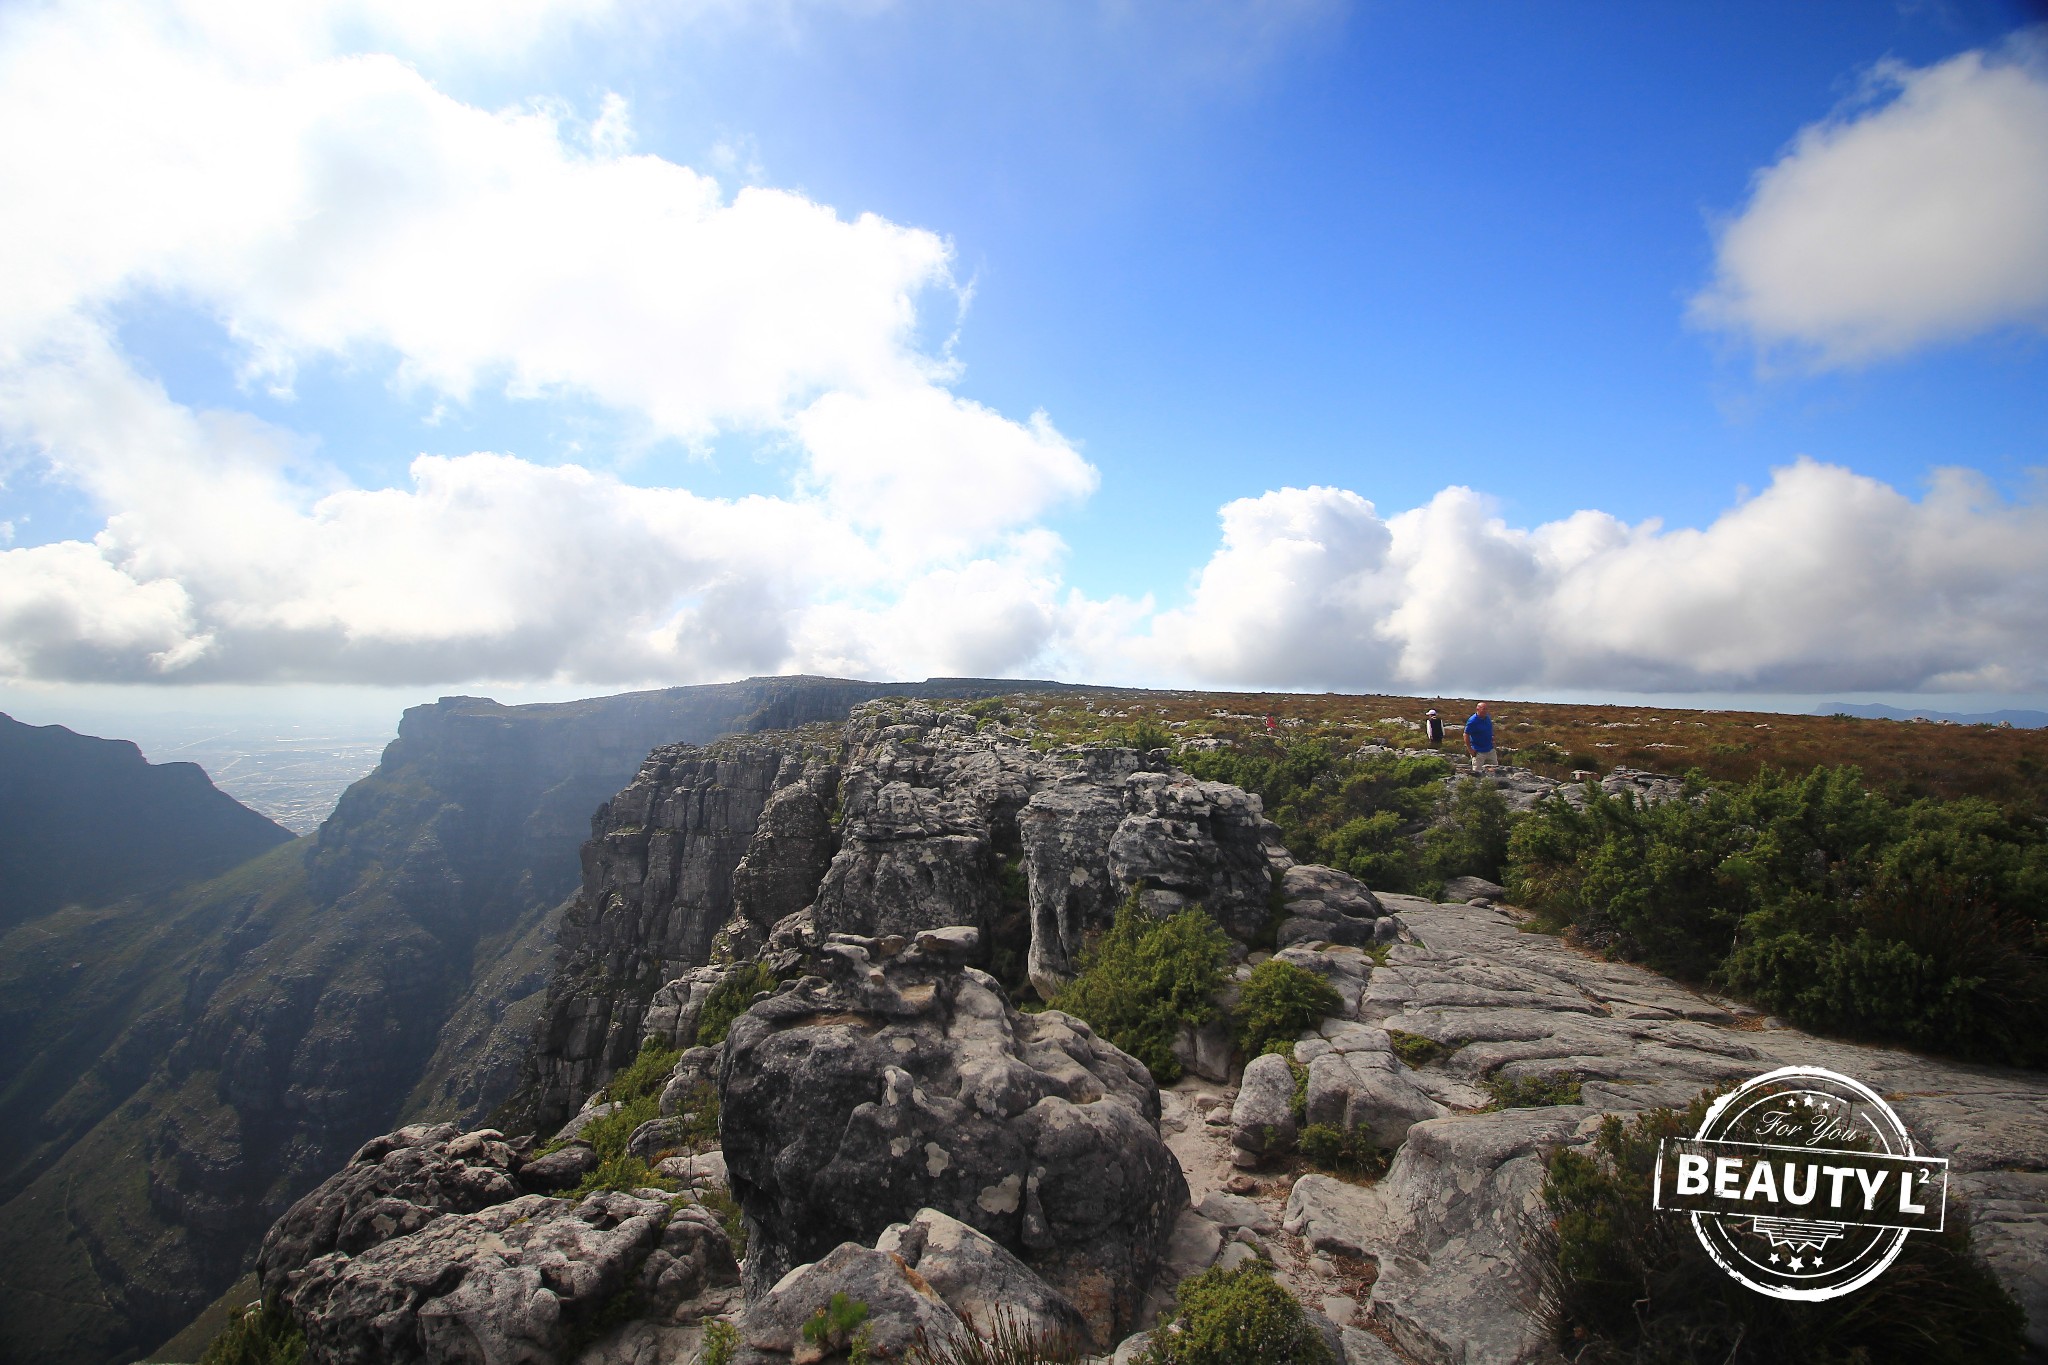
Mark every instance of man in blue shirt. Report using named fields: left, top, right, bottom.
left=1464, top=702, right=1496, bottom=771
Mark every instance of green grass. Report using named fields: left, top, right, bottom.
left=1485, top=1070, right=1582, bottom=1108
left=695, top=961, right=780, bottom=1047
left=1386, top=1029, right=1449, bottom=1068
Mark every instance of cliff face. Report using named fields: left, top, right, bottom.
left=0, top=676, right=1061, bottom=1365
left=519, top=697, right=1289, bottom=1132
left=0, top=712, right=293, bottom=931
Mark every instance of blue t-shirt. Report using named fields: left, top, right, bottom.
left=1465, top=713, right=1494, bottom=752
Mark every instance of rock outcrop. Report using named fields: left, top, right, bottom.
left=720, top=925, right=1187, bottom=1343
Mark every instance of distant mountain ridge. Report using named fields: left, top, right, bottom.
left=1815, top=702, right=2048, bottom=728
left=0, top=675, right=1074, bottom=1365
left=0, top=712, right=293, bottom=932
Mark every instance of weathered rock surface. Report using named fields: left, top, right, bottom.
left=1229, top=1053, right=1299, bottom=1164
left=284, top=1191, right=733, bottom=1365
left=719, top=925, right=1186, bottom=1343
left=1282, top=894, right=2048, bottom=1362
left=875, top=1207, right=1091, bottom=1343
left=736, top=1242, right=964, bottom=1363
left=256, top=1123, right=522, bottom=1298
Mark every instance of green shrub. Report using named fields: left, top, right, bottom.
left=802, top=1293, right=873, bottom=1360
left=1121, top=719, right=1176, bottom=752
left=1181, top=742, right=1450, bottom=894
left=701, top=1318, right=740, bottom=1365
left=1532, top=1101, right=2028, bottom=1364
left=700, top=1184, right=747, bottom=1258
left=558, top=1037, right=686, bottom=1196
left=1419, top=779, right=1514, bottom=888
left=697, top=961, right=780, bottom=1047
left=198, top=1300, right=306, bottom=1365
left=1138, top=1262, right=1336, bottom=1365
left=1299, top=1122, right=1388, bottom=1179
left=1233, top=960, right=1342, bottom=1058
left=1506, top=765, right=2048, bottom=1066
left=1386, top=1029, right=1448, bottom=1068
left=907, top=1308, right=1085, bottom=1365
left=1486, top=1070, right=1582, bottom=1108
left=1049, top=891, right=1231, bottom=1083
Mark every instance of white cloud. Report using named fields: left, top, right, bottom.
left=1117, top=464, right=2048, bottom=694
left=1694, top=36, right=2048, bottom=366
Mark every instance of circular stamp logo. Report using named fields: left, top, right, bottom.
left=1652, top=1065, right=1947, bottom=1301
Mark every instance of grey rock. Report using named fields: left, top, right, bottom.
left=519, top=1143, right=599, bottom=1194
left=1341, top=1325, right=1406, bottom=1365
left=1108, top=773, right=1275, bottom=943
left=256, top=1123, right=520, bottom=1298
left=1958, top=1171, right=2048, bottom=1352
left=1305, top=1053, right=1448, bottom=1149
left=1282, top=864, right=1384, bottom=919
left=655, top=1148, right=729, bottom=1191
left=1230, top=1053, right=1299, bottom=1159
left=1437, top=876, right=1506, bottom=904
left=811, top=778, right=1002, bottom=943
left=1273, top=943, right=1376, bottom=1016
left=283, top=1191, right=718, bottom=1365
left=1194, top=1191, right=1278, bottom=1235
left=730, top=779, right=839, bottom=935
left=739, top=1242, right=965, bottom=1362
left=876, top=1207, right=1090, bottom=1345
left=641, top=967, right=730, bottom=1051
left=556, top=1100, right=621, bottom=1143
left=719, top=926, right=1185, bottom=1344
left=1020, top=778, right=1129, bottom=995
left=1111, top=1329, right=1155, bottom=1364
left=1159, top=1209, right=1224, bottom=1282
left=1170, top=1013, right=1236, bottom=1083
left=657, top=1046, right=722, bottom=1117
left=1277, top=915, right=1383, bottom=949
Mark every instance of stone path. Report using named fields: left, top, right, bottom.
left=1148, top=894, right=2048, bottom=1365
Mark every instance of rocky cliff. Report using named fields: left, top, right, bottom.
left=239, top=699, right=2048, bottom=1365
left=0, top=676, right=1066, bottom=1365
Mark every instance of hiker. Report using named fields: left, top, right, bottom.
left=1464, top=702, right=1496, bottom=771
left=1425, top=708, right=1444, bottom=746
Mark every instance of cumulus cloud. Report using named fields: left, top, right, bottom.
left=1693, top=36, right=2048, bottom=365
left=1124, top=464, right=2048, bottom=693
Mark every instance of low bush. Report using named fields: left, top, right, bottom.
left=1049, top=891, right=1231, bottom=1083
left=696, top=961, right=781, bottom=1047
left=1138, top=1262, right=1336, bottom=1365
left=700, top=1319, right=741, bottom=1365
left=1386, top=1029, right=1448, bottom=1068
left=802, top=1293, right=873, bottom=1361
left=559, top=1036, right=685, bottom=1196
left=1486, top=1070, right=1582, bottom=1108
left=1181, top=741, right=1450, bottom=893
left=1233, top=960, right=1341, bottom=1057
left=1299, top=1122, right=1388, bottom=1180
left=1532, top=1100, right=2028, bottom=1363
left=1419, top=778, right=1514, bottom=890
left=1506, top=765, right=2048, bottom=1065
left=198, top=1299, right=306, bottom=1365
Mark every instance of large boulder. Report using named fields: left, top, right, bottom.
left=810, top=776, right=1001, bottom=942
left=1229, top=1053, right=1300, bottom=1165
left=1108, top=773, right=1274, bottom=942
left=720, top=926, right=1186, bottom=1343
left=736, top=1242, right=965, bottom=1363
left=1304, top=1051, right=1448, bottom=1149
left=730, top=778, right=840, bottom=935
left=876, top=1208, right=1091, bottom=1344
left=1019, top=778, right=1129, bottom=995
left=283, top=1191, right=735, bottom=1365
left=256, top=1123, right=521, bottom=1297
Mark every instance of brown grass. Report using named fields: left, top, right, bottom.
left=983, top=689, right=2048, bottom=816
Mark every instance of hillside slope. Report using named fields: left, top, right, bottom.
left=0, top=676, right=1065, bottom=1365
left=0, top=713, right=293, bottom=932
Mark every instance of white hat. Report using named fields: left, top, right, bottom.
left=1425, top=708, right=1438, bottom=716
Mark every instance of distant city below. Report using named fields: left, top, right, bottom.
left=117, top=720, right=391, bottom=834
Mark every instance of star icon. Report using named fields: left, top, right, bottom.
left=1789, top=1257, right=1805, bottom=1272
left=1768, top=1253, right=1780, bottom=1264
left=1813, top=1257, right=1825, bottom=1267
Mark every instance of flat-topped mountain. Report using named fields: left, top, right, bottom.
left=0, top=712, right=293, bottom=931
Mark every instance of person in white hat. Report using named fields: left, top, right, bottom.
left=1424, top=708, right=1444, bottom=746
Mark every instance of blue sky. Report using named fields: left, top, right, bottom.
left=2, top=0, right=2047, bottom=734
